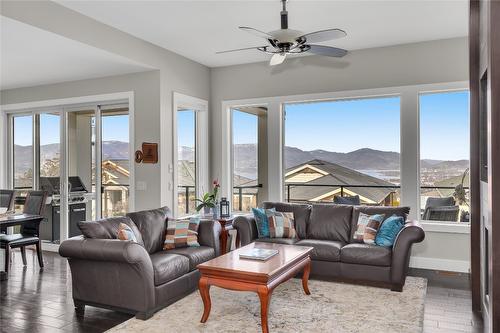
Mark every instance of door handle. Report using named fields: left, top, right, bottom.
left=72, top=208, right=86, bottom=212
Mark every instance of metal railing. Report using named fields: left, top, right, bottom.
left=177, top=184, right=263, bottom=214
left=232, top=184, right=263, bottom=211
left=285, top=183, right=469, bottom=205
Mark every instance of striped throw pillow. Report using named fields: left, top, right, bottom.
left=117, top=223, right=138, bottom=242
left=268, top=212, right=296, bottom=239
left=163, top=217, right=201, bottom=250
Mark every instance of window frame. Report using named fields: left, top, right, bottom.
left=220, top=81, right=469, bottom=231
left=171, top=92, right=209, bottom=218
left=417, top=89, right=471, bottom=224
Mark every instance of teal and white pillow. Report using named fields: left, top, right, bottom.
left=375, top=215, right=405, bottom=247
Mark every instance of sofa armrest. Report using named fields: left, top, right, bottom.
left=391, top=220, right=425, bottom=287
left=59, top=236, right=153, bottom=264
left=59, top=236, right=156, bottom=313
left=233, top=215, right=258, bottom=247
left=198, top=219, right=222, bottom=256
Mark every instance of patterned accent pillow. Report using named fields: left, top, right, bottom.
left=363, top=214, right=386, bottom=244
left=163, top=217, right=201, bottom=250
left=117, top=223, right=138, bottom=242
left=268, top=211, right=296, bottom=239
left=252, top=207, right=276, bottom=238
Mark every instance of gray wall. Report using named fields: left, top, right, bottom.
left=0, top=0, right=211, bottom=211
left=1, top=71, right=162, bottom=210
left=210, top=37, right=470, bottom=271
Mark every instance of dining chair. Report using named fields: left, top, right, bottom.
left=0, top=190, right=47, bottom=272
left=0, top=190, right=15, bottom=234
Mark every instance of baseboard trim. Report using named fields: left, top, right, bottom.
left=410, top=256, right=470, bottom=273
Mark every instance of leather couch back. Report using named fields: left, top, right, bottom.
left=127, top=206, right=171, bottom=254
left=308, top=204, right=353, bottom=243
left=262, top=201, right=312, bottom=239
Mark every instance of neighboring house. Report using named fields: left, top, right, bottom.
left=285, top=159, right=398, bottom=206
left=101, top=159, right=130, bottom=217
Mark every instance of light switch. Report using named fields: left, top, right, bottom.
left=136, top=181, right=147, bottom=191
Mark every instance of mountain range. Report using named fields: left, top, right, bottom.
left=14, top=142, right=469, bottom=179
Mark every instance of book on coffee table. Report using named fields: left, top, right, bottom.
left=239, top=248, right=279, bottom=261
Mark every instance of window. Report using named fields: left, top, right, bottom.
left=40, top=113, right=61, bottom=178
left=419, top=90, right=470, bottom=222
left=12, top=115, right=33, bottom=191
left=231, top=107, right=265, bottom=212
left=283, top=96, right=401, bottom=206
left=177, top=109, right=197, bottom=216
left=101, top=111, right=130, bottom=218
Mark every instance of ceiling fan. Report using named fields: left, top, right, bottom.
left=217, top=0, right=348, bottom=66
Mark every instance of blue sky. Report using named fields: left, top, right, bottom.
left=420, top=91, right=469, bottom=160
left=177, top=110, right=196, bottom=147
left=233, top=110, right=258, bottom=145
left=13, top=114, right=129, bottom=146
left=285, top=96, right=401, bottom=153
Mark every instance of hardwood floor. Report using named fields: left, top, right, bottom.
left=0, top=250, right=484, bottom=333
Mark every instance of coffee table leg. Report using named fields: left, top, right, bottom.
left=302, top=258, right=311, bottom=295
left=199, top=276, right=211, bottom=323
left=257, top=286, right=272, bottom=333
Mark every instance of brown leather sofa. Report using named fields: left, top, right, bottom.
left=233, top=202, right=425, bottom=291
left=59, top=207, right=221, bottom=319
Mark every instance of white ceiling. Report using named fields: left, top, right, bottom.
left=58, top=0, right=468, bottom=67
left=0, top=16, right=152, bottom=90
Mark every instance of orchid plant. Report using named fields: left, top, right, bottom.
left=195, top=179, right=220, bottom=212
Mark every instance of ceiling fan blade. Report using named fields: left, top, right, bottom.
left=270, top=53, right=286, bottom=66
left=307, top=45, right=347, bottom=57
left=216, top=46, right=267, bottom=54
left=239, top=26, right=275, bottom=40
left=298, top=29, right=346, bottom=43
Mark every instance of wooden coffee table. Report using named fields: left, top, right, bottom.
left=197, top=242, right=313, bottom=333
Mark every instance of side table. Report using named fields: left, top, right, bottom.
left=216, top=217, right=235, bottom=255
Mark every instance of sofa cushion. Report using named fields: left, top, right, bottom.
left=127, top=207, right=170, bottom=254
left=307, top=204, right=353, bottom=243
left=350, top=206, right=410, bottom=242
left=255, top=238, right=298, bottom=245
left=150, top=252, right=190, bottom=286
left=166, top=246, right=215, bottom=270
left=77, top=216, right=144, bottom=246
left=296, top=239, right=343, bottom=262
left=340, top=243, right=392, bottom=266
left=262, top=202, right=311, bottom=239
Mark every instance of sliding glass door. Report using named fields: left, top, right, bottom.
left=8, top=102, right=130, bottom=243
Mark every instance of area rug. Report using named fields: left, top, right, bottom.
left=108, top=277, right=427, bottom=333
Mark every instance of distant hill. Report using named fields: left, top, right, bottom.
left=14, top=142, right=469, bottom=180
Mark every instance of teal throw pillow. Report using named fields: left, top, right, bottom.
left=252, top=207, right=275, bottom=238
left=375, top=215, right=405, bottom=247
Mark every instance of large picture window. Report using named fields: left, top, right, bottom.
left=419, top=90, right=470, bottom=222
left=283, top=96, right=401, bottom=206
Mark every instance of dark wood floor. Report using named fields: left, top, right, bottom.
left=1, top=250, right=484, bottom=333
